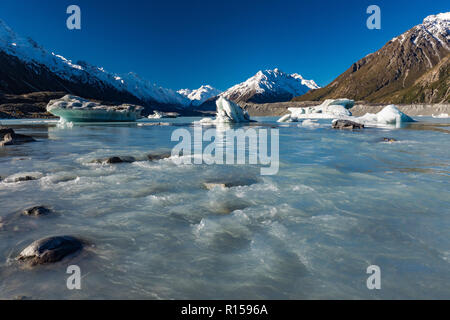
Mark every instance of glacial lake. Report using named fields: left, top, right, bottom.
left=0, top=116, right=449, bottom=299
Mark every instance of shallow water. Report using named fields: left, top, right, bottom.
left=0, top=116, right=449, bottom=299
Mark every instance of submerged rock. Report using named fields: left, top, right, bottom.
left=203, top=178, right=259, bottom=190
left=4, top=173, right=42, bottom=183
left=332, top=119, right=365, bottom=130
left=92, top=156, right=136, bottom=164
left=17, top=236, right=83, bottom=265
left=0, top=127, right=36, bottom=146
left=23, top=206, right=52, bottom=217
left=147, top=152, right=171, bottom=161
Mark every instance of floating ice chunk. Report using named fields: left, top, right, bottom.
left=356, top=105, right=415, bottom=125
left=301, top=119, right=320, bottom=128
left=47, top=95, right=143, bottom=122
left=216, top=97, right=251, bottom=123
left=147, top=111, right=179, bottom=119
left=198, top=97, right=251, bottom=124
left=278, top=99, right=354, bottom=122
left=319, top=99, right=355, bottom=109
left=432, top=113, right=449, bottom=118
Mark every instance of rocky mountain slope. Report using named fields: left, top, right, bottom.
left=295, top=12, right=450, bottom=104
left=0, top=19, right=190, bottom=114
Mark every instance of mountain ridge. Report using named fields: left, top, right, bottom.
left=294, top=12, right=450, bottom=104
left=0, top=19, right=191, bottom=113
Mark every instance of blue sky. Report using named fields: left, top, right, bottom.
left=0, top=0, right=448, bottom=90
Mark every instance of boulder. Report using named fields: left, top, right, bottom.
left=332, top=119, right=365, bottom=130
left=12, top=175, right=38, bottom=182
left=17, top=236, right=83, bottom=265
left=147, top=152, right=171, bottom=161
left=92, top=156, right=136, bottom=164
left=23, top=206, right=52, bottom=216
left=203, top=178, right=258, bottom=190
left=0, top=127, right=36, bottom=146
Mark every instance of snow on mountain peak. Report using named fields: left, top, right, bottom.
left=0, top=19, right=190, bottom=106
left=221, top=68, right=320, bottom=102
left=178, top=85, right=222, bottom=106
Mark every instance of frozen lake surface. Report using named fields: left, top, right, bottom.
left=0, top=116, right=449, bottom=299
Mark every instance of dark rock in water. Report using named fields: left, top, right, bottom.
left=203, top=177, right=259, bottom=190
left=0, top=127, right=36, bottom=146
left=382, top=137, right=397, bottom=143
left=17, top=236, right=83, bottom=265
left=332, top=120, right=364, bottom=130
left=147, top=152, right=171, bottom=161
left=14, top=175, right=37, bottom=182
left=92, top=152, right=170, bottom=164
left=93, top=156, right=136, bottom=164
left=104, top=156, right=136, bottom=164
left=23, top=206, right=51, bottom=216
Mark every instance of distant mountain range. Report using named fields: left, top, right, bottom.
left=178, top=85, right=222, bottom=106
left=1, top=12, right=448, bottom=116
left=0, top=19, right=191, bottom=113
left=295, top=12, right=450, bottom=104
left=220, top=68, right=319, bottom=104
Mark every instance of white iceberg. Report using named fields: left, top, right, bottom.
left=278, top=99, right=354, bottom=122
left=147, top=110, right=179, bottom=119
left=199, top=97, right=251, bottom=123
left=355, top=105, right=415, bottom=126
left=47, top=95, right=144, bottom=122
left=432, top=113, right=449, bottom=118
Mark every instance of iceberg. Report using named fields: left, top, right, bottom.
left=278, top=99, right=354, bottom=122
left=432, top=113, right=449, bottom=118
left=148, top=110, right=179, bottom=119
left=47, top=95, right=143, bottom=122
left=355, top=105, right=415, bottom=126
left=199, top=97, right=251, bottom=123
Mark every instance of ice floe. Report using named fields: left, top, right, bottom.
left=198, top=97, right=251, bottom=124
left=47, top=95, right=143, bottom=122
left=147, top=110, right=179, bottom=119
left=353, top=105, right=415, bottom=126
left=432, top=113, right=449, bottom=118
left=278, top=99, right=354, bottom=122
left=278, top=100, right=416, bottom=127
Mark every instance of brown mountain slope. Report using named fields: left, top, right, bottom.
left=294, top=13, right=450, bottom=104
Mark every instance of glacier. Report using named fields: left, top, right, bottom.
left=47, top=95, right=143, bottom=122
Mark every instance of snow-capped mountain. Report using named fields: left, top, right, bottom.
left=297, top=12, right=450, bottom=103
left=178, top=85, right=222, bottom=106
left=0, top=19, right=190, bottom=108
left=220, top=68, right=319, bottom=103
